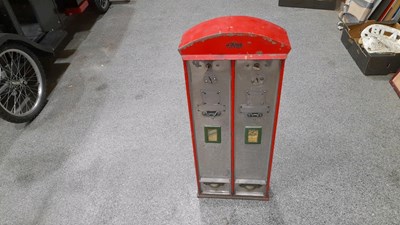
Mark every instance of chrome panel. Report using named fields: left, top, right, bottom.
left=187, top=60, right=232, bottom=194
left=234, top=60, right=281, bottom=197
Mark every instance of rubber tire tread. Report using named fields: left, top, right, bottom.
left=0, top=44, right=47, bottom=123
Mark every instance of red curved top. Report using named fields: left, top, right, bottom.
left=178, top=16, right=291, bottom=57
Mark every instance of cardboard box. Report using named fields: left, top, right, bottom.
left=279, top=0, right=338, bottom=10
left=341, top=21, right=400, bottom=75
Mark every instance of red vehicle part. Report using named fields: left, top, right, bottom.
left=64, top=0, right=89, bottom=16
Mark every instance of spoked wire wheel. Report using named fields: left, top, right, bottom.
left=0, top=44, right=46, bottom=123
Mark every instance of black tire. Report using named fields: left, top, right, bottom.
left=92, top=0, right=111, bottom=14
left=0, top=44, right=47, bottom=123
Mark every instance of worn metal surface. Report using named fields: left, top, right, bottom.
left=187, top=60, right=232, bottom=195
left=234, top=60, right=281, bottom=197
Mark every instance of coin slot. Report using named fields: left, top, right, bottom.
left=253, top=63, right=261, bottom=70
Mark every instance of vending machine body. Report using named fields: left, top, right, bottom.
left=178, top=16, right=291, bottom=200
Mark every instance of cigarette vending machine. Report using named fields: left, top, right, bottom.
left=178, top=16, right=291, bottom=200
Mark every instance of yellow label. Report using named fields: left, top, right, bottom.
left=208, top=129, right=218, bottom=142
left=247, top=129, right=259, bottom=143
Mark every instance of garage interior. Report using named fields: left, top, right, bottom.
left=0, top=0, right=399, bottom=224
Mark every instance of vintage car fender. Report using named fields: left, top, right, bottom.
left=0, top=32, right=54, bottom=55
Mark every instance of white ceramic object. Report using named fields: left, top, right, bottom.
left=361, top=24, right=400, bottom=54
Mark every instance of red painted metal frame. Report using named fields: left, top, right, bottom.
left=179, top=16, right=291, bottom=56
left=179, top=16, right=291, bottom=199
left=64, top=0, right=89, bottom=16
left=230, top=60, right=236, bottom=195
left=183, top=61, right=201, bottom=193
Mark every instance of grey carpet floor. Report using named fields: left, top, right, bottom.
left=1, top=1, right=399, bottom=225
